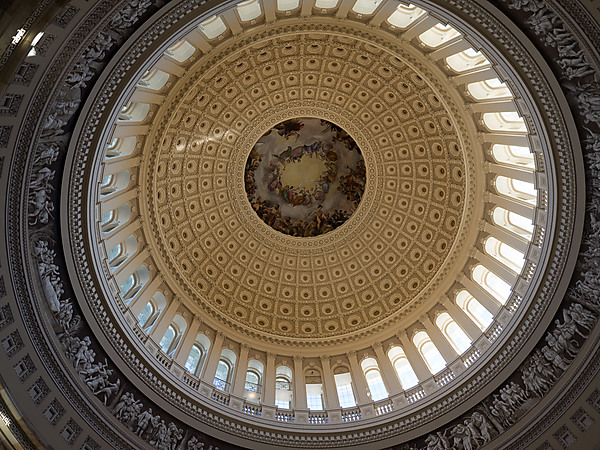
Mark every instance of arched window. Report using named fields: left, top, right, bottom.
left=305, top=368, right=324, bottom=410
left=387, top=4, right=425, bottom=29
left=315, top=0, right=339, bottom=8
left=388, top=347, right=419, bottom=389
left=137, top=302, right=154, bottom=328
left=244, top=359, right=264, bottom=402
left=455, top=290, right=494, bottom=330
left=159, top=314, right=187, bottom=357
left=164, top=40, right=195, bottom=63
left=333, top=366, right=356, bottom=408
left=472, top=264, right=511, bottom=303
left=435, top=312, right=472, bottom=354
left=446, top=48, right=489, bottom=72
left=106, top=136, right=136, bottom=158
left=413, top=331, right=446, bottom=374
left=352, top=0, right=382, bottom=15
left=108, top=234, right=137, bottom=270
left=120, top=265, right=149, bottom=301
left=159, top=325, right=176, bottom=354
left=419, top=23, right=461, bottom=49
left=492, top=207, right=534, bottom=239
left=495, top=176, right=537, bottom=205
left=101, top=203, right=131, bottom=233
left=484, top=236, right=526, bottom=272
left=361, top=358, right=388, bottom=401
left=483, top=111, right=527, bottom=132
left=277, top=0, right=300, bottom=12
left=275, top=365, right=293, bottom=409
left=214, top=348, right=236, bottom=392
left=491, top=144, right=534, bottom=168
left=118, top=102, right=150, bottom=122
left=199, top=16, right=227, bottom=40
left=185, top=345, right=203, bottom=374
left=184, top=333, right=210, bottom=376
left=468, top=78, right=511, bottom=100
left=100, top=170, right=131, bottom=197
left=138, top=69, right=170, bottom=91
left=237, top=0, right=262, bottom=21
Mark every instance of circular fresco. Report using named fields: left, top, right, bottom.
left=245, top=118, right=366, bottom=237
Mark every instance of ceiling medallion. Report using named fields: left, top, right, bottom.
left=245, top=117, right=365, bottom=237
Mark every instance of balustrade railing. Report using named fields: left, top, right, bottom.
left=434, top=367, right=455, bottom=388
left=211, top=388, right=230, bottom=406
left=276, top=410, right=295, bottom=422
left=243, top=403, right=262, bottom=416
left=405, top=385, right=426, bottom=404
left=374, top=399, right=393, bottom=416
left=341, top=407, right=361, bottom=422
left=308, top=411, right=329, bottom=424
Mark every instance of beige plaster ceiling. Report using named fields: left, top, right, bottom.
left=140, top=26, right=479, bottom=346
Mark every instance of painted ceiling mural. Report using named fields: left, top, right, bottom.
left=245, top=118, right=365, bottom=237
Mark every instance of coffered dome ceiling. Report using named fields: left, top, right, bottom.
left=142, top=26, right=473, bottom=345
left=2, top=0, right=600, bottom=449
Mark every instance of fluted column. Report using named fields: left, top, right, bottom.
left=231, top=344, right=250, bottom=397
left=262, top=353, right=276, bottom=406
left=149, top=297, right=180, bottom=344
left=320, top=356, right=340, bottom=409
left=173, top=317, right=201, bottom=365
left=372, top=343, right=403, bottom=396
left=347, top=351, right=370, bottom=405
left=201, top=332, right=225, bottom=384
left=293, top=356, right=307, bottom=409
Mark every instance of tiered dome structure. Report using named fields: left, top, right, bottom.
left=0, top=0, right=599, bottom=449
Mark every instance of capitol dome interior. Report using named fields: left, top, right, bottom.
left=0, top=0, right=600, bottom=448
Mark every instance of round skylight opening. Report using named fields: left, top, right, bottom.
left=244, top=117, right=365, bottom=236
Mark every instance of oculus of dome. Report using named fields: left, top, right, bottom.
left=245, top=117, right=365, bottom=237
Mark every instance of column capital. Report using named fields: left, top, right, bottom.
left=293, top=355, right=303, bottom=362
